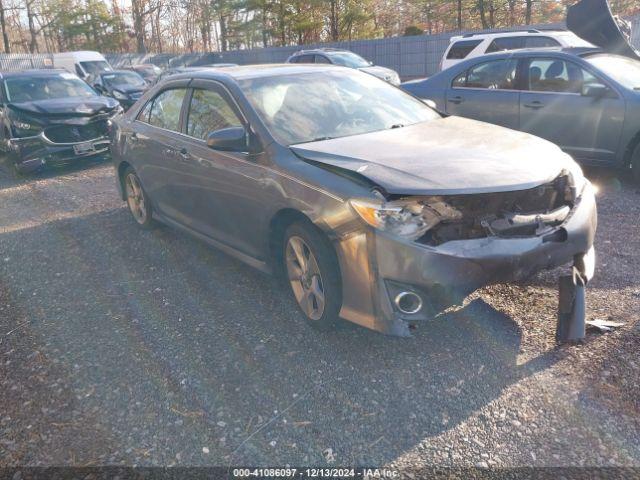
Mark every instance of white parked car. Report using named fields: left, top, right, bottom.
left=440, top=29, right=593, bottom=71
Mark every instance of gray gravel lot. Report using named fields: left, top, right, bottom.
left=0, top=160, right=639, bottom=471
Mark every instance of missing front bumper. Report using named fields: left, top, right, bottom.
left=336, top=181, right=598, bottom=336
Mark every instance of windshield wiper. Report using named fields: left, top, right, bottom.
left=390, top=124, right=405, bottom=129
left=309, top=136, right=335, bottom=142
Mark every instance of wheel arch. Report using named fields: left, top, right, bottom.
left=267, top=208, right=338, bottom=275
left=116, top=160, right=133, bottom=200
left=623, top=130, right=640, bottom=169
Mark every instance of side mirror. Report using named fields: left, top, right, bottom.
left=206, top=127, right=248, bottom=152
left=582, top=83, right=610, bottom=99
left=93, top=84, right=104, bottom=93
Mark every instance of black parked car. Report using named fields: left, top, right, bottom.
left=127, top=64, right=163, bottom=84
left=93, top=70, right=148, bottom=110
left=0, top=69, right=121, bottom=177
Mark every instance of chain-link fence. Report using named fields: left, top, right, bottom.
left=0, top=53, right=54, bottom=71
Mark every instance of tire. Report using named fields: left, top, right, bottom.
left=0, top=151, right=22, bottom=180
left=282, top=221, right=342, bottom=331
left=122, top=166, right=156, bottom=229
left=632, top=142, right=640, bottom=186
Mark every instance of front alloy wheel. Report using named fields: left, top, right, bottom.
left=282, top=222, right=341, bottom=330
left=286, top=236, right=326, bottom=320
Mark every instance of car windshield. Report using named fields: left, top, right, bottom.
left=102, top=72, right=146, bottom=88
left=80, top=60, right=112, bottom=76
left=326, top=51, right=371, bottom=68
left=239, top=70, right=440, bottom=145
left=585, top=54, right=640, bottom=90
left=4, top=73, right=97, bottom=103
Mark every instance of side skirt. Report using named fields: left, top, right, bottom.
left=153, top=212, right=272, bottom=275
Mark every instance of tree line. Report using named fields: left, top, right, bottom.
left=0, top=0, right=637, bottom=55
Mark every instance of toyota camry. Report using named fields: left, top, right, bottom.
left=110, top=64, right=597, bottom=336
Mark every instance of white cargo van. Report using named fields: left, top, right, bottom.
left=52, top=51, right=113, bottom=83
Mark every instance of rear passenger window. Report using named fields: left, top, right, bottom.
left=446, top=40, right=482, bottom=59
left=455, top=59, right=518, bottom=90
left=147, top=88, right=187, bottom=131
left=525, top=36, right=561, bottom=48
left=186, top=88, right=242, bottom=140
left=486, top=37, right=525, bottom=53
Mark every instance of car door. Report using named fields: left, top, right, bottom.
left=445, top=58, right=520, bottom=129
left=171, top=80, right=270, bottom=259
left=129, top=81, right=190, bottom=220
left=518, top=56, right=625, bottom=165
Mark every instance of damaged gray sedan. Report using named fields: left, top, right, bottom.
left=110, top=65, right=597, bottom=337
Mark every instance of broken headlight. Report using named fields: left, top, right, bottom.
left=11, top=119, right=42, bottom=138
left=563, top=162, right=586, bottom=201
left=350, top=198, right=462, bottom=240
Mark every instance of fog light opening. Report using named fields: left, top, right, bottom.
left=394, top=291, right=423, bottom=315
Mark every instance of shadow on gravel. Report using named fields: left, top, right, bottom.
left=0, top=155, right=110, bottom=190
left=0, top=206, right=564, bottom=466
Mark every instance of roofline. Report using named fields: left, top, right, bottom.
left=451, top=28, right=570, bottom=41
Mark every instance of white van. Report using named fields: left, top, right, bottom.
left=52, top=51, right=113, bottom=83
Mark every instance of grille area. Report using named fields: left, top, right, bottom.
left=43, top=120, right=109, bottom=144
left=417, top=175, right=574, bottom=246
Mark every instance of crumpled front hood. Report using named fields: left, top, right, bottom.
left=291, top=116, right=575, bottom=195
left=7, top=96, right=120, bottom=117
left=567, top=0, right=640, bottom=60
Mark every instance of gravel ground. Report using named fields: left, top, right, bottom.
left=0, top=160, right=638, bottom=471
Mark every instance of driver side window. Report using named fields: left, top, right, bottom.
left=186, top=88, right=242, bottom=140
left=526, top=58, right=599, bottom=94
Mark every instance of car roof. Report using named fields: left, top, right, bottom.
left=450, top=46, right=602, bottom=63
left=291, top=48, right=348, bottom=55
left=169, top=63, right=340, bottom=81
left=450, top=29, right=572, bottom=41
left=102, top=69, right=139, bottom=74
left=0, top=68, right=69, bottom=79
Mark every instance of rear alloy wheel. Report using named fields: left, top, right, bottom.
left=124, top=167, right=155, bottom=229
left=283, top=222, right=342, bottom=330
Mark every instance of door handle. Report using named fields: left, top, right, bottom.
left=448, top=95, right=464, bottom=104
left=523, top=101, right=544, bottom=109
left=178, top=147, right=190, bottom=160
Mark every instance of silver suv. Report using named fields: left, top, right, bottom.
left=286, top=48, right=400, bottom=85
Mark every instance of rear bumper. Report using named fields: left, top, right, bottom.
left=336, top=181, right=598, bottom=336
left=8, top=134, right=110, bottom=172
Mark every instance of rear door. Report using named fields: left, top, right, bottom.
left=518, top=56, right=625, bottom=164
left=445, top=57, right=520, bottom=128
left=130, top=81, right=190, bottom=219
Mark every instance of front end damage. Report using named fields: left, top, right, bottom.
left=5, top=105, right=120, bottom=174
left=334, top=173, right=597, bottom=339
